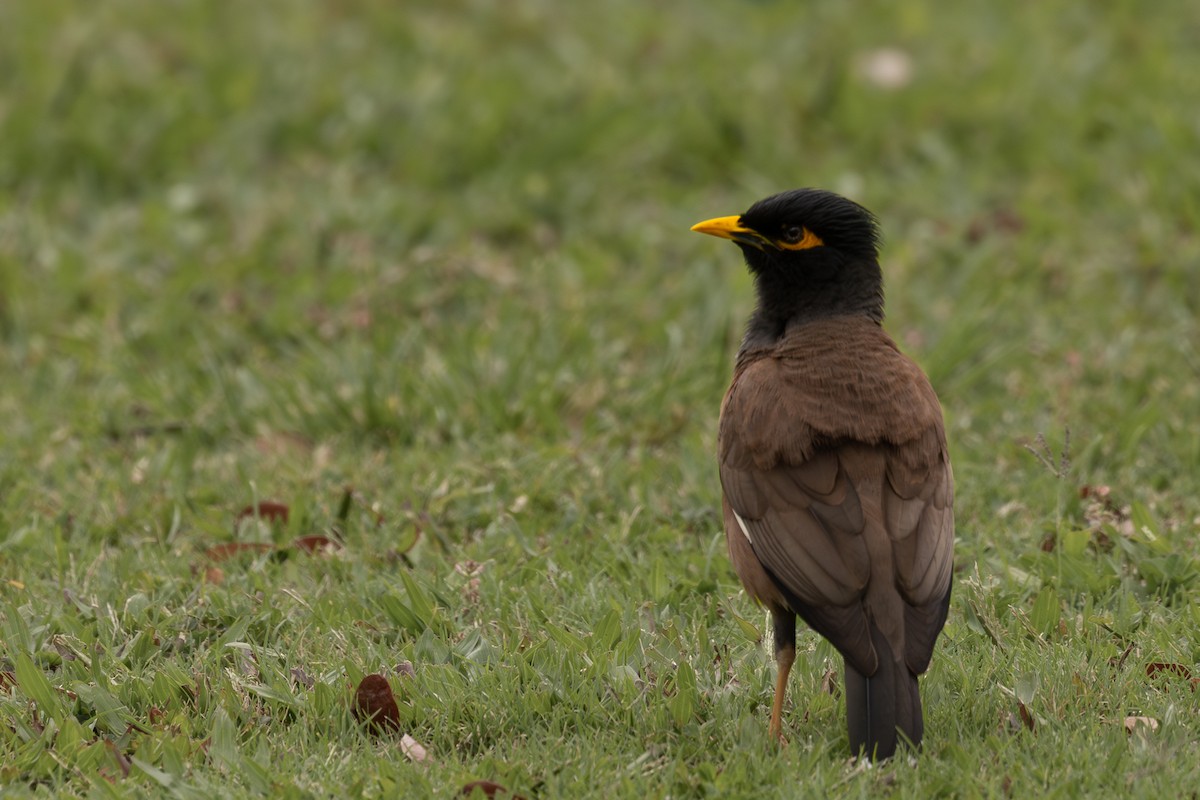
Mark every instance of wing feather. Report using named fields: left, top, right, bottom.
left=718, top=318, right=954, bottom=678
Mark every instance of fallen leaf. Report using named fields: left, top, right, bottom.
left=205, top=543, right=272, bottom=562
left=461, top=780, right=526, bottom=799
left=1146, top=662, right=1192, bottom=680
left=400, top=733, right=429, bottom=763
left=1017, top=701, right=1035, bottom=732
left=1145, top=662, right=1199, bottom=692
left=203, top=567, right=224, bottom=585
left=1124, top=716, right=1158, bottom=734
left=292, top=534, right=342, bottom=554
left=353, top=674, right=400, bottom=734
left=237, top=501, right=290, bottom=527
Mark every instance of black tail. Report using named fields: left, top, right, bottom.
left=843, top=626, right=922, bottom=760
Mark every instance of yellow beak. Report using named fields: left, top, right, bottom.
left=690, top=215, right=769, bottom=250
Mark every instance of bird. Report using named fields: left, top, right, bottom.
left=691, top=189, right=954, bottom=760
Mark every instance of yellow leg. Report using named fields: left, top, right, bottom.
left=769, top=642, right=795, bottom=743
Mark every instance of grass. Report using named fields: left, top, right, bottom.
left=2, top=0, right=1199, bottom=796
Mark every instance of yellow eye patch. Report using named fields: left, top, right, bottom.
left=776, top=227, right=824, bottom=251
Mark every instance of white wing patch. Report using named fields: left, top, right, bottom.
left=732, top=510, right=753, bottom=544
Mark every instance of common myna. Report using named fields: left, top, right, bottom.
left=692, top=189, right=953, bottom=759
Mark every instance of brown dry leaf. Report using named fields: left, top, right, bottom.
left=1145, top=662, right=1192, bottom=680
left=400, top=733, right=429, bottom=763
left=1124, top=716, right=1159, bottom=734
left=1145, top=662, right=1199, bottom=692
left=0, top=671, right=15, bottom=692
left=292, top=534, right=343, bottom=555
left=353, top=674, right=400, bottom=734
left=203, top=566, right=225, bottom=585
left=205, top=542, right=273, bottom=562
left=461, top=780, right=526, bottom=799
left=237, top=501, right=290, bottom=527
left=1017, top=701, right=1035, bottom=733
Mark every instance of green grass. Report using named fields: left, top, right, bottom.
left=2, top=0, right=1200, bottom=796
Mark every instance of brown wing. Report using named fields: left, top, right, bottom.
left=883, top=442, right=955, bottom=673
left=719, top=319, right=954, bottom=676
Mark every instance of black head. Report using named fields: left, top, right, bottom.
left=692, top=188, right=880, bottom=265
left=692, top=188, right=885, bottom=338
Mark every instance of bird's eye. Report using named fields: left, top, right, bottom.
left=782, top=226, right=805, bottom=244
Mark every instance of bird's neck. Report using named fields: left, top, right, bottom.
left=740, top=257, right=885, bottom=353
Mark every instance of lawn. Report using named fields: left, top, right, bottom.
left=2, top=0, right=1199, bottom=797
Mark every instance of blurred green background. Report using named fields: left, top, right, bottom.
left=2, top=1, right=1199, bottom=796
